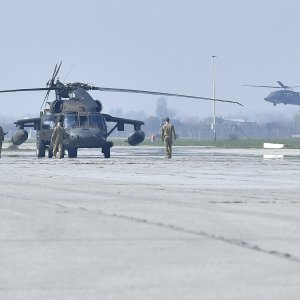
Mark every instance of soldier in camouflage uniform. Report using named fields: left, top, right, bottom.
left=51, top=122, right=65, bottom=158
left=161, top=117, right=176, bottom=159
left=0, top=126, right=4, bottom=158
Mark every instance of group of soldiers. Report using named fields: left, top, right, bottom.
left=0, top=117, right=176, bottom=159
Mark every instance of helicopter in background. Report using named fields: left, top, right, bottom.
left=0, top=62, right=242, bottom=158
left=245, top=81, right=300, bottom=106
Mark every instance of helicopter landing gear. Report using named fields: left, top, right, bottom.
left=102, top=141, right=113, bottom=158
left=68, top=147, right=78, bottom=158
left=36, top=140, right=46, bottom=158
left=102, top=146, right=110, bottom=158
left=48, top=146, right=53, bottom=158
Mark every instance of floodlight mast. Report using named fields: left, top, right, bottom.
left=212, top=55, right=217, bottom=141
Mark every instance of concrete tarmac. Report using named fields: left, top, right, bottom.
left=0, top=146, right=300, bottom=300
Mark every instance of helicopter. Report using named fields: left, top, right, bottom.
left=245, top=81, right=300, bottom=106
left=0, top=62, right=242, bottom=158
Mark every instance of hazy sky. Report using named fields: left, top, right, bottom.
left=1, top=0, right=300, bottom=121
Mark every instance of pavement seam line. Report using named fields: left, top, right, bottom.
left=105, top=212, right=300, bottom=265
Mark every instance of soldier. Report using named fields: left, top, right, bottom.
left=51, top=121, right=65, bottom=158
left=0, top=126, right=4, bottom=158
left=161, top=117, right=176, bottom=159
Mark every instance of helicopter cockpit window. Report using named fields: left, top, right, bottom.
left=89, top=114, right=107, bottom=131
left=89, top=114, right=102, bottom=127
left=64, top=113, right=79, bottom=128
left=79, top=116, right=88, bottom=127
left=41, top=115, right=55, bottom=129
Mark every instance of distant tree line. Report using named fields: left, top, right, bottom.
left=108, top=98, right=300, bottom=140
left=2, top=98, right=300, bottom=141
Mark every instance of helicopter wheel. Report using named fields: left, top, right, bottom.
left=102, top=146, right=110, bottom=158
left=48, top=146, right=53, bottom=158
left=68, top=147, right=78, bottom=158
left=36, top=140, right=46, bottom=158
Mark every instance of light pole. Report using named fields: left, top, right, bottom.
left=212, top=55, right=217, bottom=141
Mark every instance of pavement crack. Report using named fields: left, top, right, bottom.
left=105, top=212, right=300, bottom=265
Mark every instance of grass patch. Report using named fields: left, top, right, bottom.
left=110, top=137, right=300, bottom=148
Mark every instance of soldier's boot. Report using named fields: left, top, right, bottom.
left=58, top=144, right=64, bottom=159
left=167, top=146, right=171, bottom=159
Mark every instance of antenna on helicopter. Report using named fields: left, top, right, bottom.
left=63, top=64, right=74, bottom=82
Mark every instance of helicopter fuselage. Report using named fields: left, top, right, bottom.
left=39, top=111, right=108, bottom=149
left=264, top=90, right=300, bottom=106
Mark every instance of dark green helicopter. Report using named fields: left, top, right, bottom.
left=245, top=81, right=300, bottom=106
left=0, top=62, right=242, bottom=158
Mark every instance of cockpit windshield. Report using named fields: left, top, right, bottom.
left=89, top=114, right=101, bottom=127
left=64, top=113, right=79, bottom=128
left=41, top=115, right=55, bottom=129
left=89, top=113, right=107, bottom=130
left=63, top=112, right=106, bottom=130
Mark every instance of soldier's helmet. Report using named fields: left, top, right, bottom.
left=165, top=117, right=169, bottom=122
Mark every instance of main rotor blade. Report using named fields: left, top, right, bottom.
left=276, top=81, right=288, bottom=88
left=49, top=63, right=58, bottom=86
left=40, top=62, right=62, bottom=110
left=244, top=85, right=282, bottom=88
left=54, top=61, right=62, bottom=81
left=0, top=87, right=57, bottom=93
left=0, top=84, right=243, bottom=106
left=48, top=61, right=62, bottom=88
left=92, top=87, right=243, bottom=106
left=40, top=89, right=51, bottom=110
